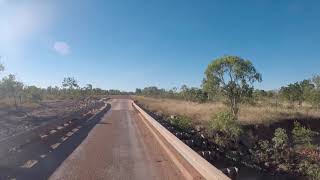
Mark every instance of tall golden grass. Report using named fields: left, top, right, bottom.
left=133, top=96, right=320, bottom=125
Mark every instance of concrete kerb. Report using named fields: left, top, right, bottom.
left=132, top=102, right=230, bottom=180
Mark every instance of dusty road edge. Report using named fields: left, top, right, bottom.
left=132, top=102, right=230, bottom=180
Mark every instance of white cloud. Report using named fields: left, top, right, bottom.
left=53, top=41, right=71, bottom=56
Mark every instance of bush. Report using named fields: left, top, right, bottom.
left=209, top=111, right=242, bottom=139
left=299, top=160, right=320, bottom=180
left=212, top=134, right=228, bottom=147
left=272, top=128, right=288, bottom=150
left=254, top=140, right=272, bottom=163
left=31, top=93, right=42, bottom=103
left=292, top=121, right=318, bottom=148
left=271, top=128, right=292, bottom=165
left=171, top=116, right=192, bottom=131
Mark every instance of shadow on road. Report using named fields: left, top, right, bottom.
left=0, top=104, right=111, bottom=180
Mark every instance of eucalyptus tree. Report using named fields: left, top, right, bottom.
left=62, top=77, right=79, bottom=90
left=280, top=80, right=315, bottom=106
left=62, top=77, right=79, bottom=98
left=203, top=55, right=262, bottom=119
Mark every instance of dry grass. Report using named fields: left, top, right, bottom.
left=133, top=96, right=320, bottom=125
left=0, top=98, right=40, bottom=109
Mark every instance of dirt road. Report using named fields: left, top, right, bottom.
left=50, top=99, right=202, bottom=180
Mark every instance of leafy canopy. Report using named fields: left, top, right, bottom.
left=292, top=121, right=318, bottom=147
left=280, top=80, right=314, bottom=105
left=272, top=128, right=289, bottom=150
left=280, top=82, right=303, bottom=104
left=209, top=111, right=242, bottom=139
left=203, top=55, right=262, bottom=118
left=62, top=77, right=79, bottom=90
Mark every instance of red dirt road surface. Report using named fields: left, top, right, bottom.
left=49, top=99, right=202, bottom=180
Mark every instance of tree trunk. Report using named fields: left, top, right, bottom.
left=230, top=96, right=239, bottom=120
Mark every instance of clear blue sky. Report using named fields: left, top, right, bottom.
left=0, top=0, right=319, bottom=91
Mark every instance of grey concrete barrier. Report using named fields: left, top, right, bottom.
left=132, top=102, right=230, bottom=180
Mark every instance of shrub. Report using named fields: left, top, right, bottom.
left=292, top=121, right=318, bottom=147
left=31, top=93, right=42, bottom=103
left=271, top=128, right=291, bottom=164
left=254, top=140, right=272, bottom=163
left=209, top=111, right=242, bottom=139
left=299, top=160, right=320, bottom=180
left=171, top=116, right=192, bottom=131
left=213, top=134, right=228, bottom=147
left=272, top=128, right=288, bottom=150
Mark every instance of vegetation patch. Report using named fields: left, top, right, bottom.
left=208, top=111, right=242, bottom=147
left=170, top=115, right=192, bottom=131
left=138, top=102, right=320, bottom=179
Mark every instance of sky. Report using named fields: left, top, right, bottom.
left=0, top=0, right=319, bottom=91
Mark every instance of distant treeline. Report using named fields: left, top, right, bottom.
left=135, top=74, right=320, bottom=109
left=135, top=86, right=209, bottom=103
left=0, top=63, right=131, bottom=108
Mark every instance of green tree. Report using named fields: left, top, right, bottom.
left=140, top=86, right=164, bottom=97
left=62, top=77, right=79, bottom=98
left=202, top=77, right=220, bottom=101
left=135, top=88, right=142, bottom=95
left=62, top=77, right=79, bottom=90
left=280, top=82, right=303, bottom=105
left=1, top=74, right=24, bottom=108
left=24, top=86, right=43, bottom=103
left=180, top=85, right=189, bottom=100
left=93, top=88, right=103, bottom=95
left=86, top=84, right=93, bottom=91
left=309, top=90, right=320, bottom=109
left=312, top=75, right=320, bottom=89
left=203, top=55, right=262, bottom=119
left=179, top=85, right=207, bottom=102
left=84, top=84, right=93, bottom=96
left=292, top=121, right=318, bottom=148
left=280, top=80, right=314, bottom=106
left=300, top=79, right=315, bottom=103
left=306, top=75, right=320, bottom=109
left=253, top=89, right=270, bottom=102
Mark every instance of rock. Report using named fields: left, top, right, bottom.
left=195, top=125, right=203, bottom=132
left=170, top=115, right=176, bottom=119
left=277, top=164, right=289, bottom=172
left=264, top=162, right=270, bottom=167
left=220, top=167, right=239, bottom=177
left=155, top=111, right=163, bottom=117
